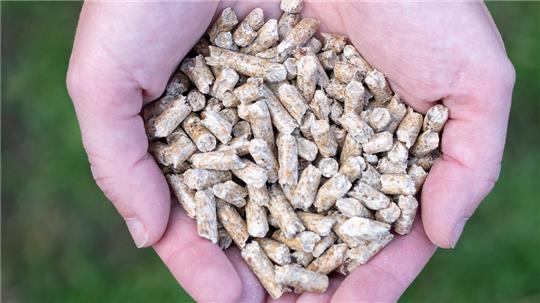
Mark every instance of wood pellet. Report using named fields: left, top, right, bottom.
left=143, top=0, right=449, bottom=298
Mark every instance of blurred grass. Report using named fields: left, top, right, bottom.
left=1, top=2, right=539, bottom=303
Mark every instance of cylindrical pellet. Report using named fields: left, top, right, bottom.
left=182, top=113, right=217, bottom=152
left=241, top=242, right=284, bottom=299
left=310, top=119, right=338, bottom=157
left=249, top=138, right=279, bottom=183
left=217, top=199, right=249, bottom=248
left=348, top=181, right=390, bottom=210
left=277, top=134, right=298, bottom=186
left=246, top=197, right=269, bottom=237
left=394, top=195, right=418, bottom=235
left=307, top=243, right=347, bottom=274
left=190, top=149, right=245, bottom=170
left=194, top=189, right=218, bottom=243
left=256, top=238, right=291, bottom=265
left=275, top=264, right=329, bottom=293
left=291, top=165, right=321, bottom=210
left=268, top=184, right=305, bottom=237
left=313, top=174, right=352, bottom=212
left=380, top=174, right=416, bottom=195
left=212, top=180, right=247, bottom=207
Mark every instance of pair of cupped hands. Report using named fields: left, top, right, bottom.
left=67, top=1, right=514, bottom=302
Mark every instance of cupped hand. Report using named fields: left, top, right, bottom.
left=67, top=1, right=514, bottom=302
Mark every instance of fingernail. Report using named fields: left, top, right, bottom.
left=125, top=217, right=148, bottom=248
left=450, top=218, right=468, bottom=248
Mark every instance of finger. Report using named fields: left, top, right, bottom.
left=66, top=2, right=218, bottom=247
left=422, top=62, right=515, bottom=248
left=153, top=206, right=242, bottom=302
left=297, top=275, right=344, bottom=303
left=331, top=219, right=436, bottom=302
left=225, top=247, right=267, bottom=303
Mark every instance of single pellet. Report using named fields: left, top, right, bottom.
left=277, top=134, right=299, bottom=186
left=183, top=168, right=231, bottom=190
left=291, top=164, right=322, bottom=210
left=339, top=112, right=374, bottom=144
left=275, top=264, right=329, bottom=293
left=307, top=243, right=347, bottom=274
left=166, top=174, right=198, bottom=218
left=396, top=107, right=423, bottom=148
left=256, top=238, right=291, bottom=266
left=423, top=104, right=449, bottom=133
left=268, top=184, right=305, bottom=237
left=348, top=181, right=390, bottom=210
left=212, top=180, right=248, bottom=207
left=216, top=199, right=249, bottom=248
left=296, top=211, right=335, bottom=237
left=241, top=241, right=284, bottom=299
left=380, top=174, right=416, bottom=195
left=195, top=189, right=218, bottom=243
left=190, top=149, right=245, bottom=170
left=310, top=119, right=338, bottom=157
left=246, top=197, right=270, bottom=237
left=272, top=230, right=321, bottom=253
left=394, top=195, right=418, bottom=235
left=313, top=174, right=352, bottom=212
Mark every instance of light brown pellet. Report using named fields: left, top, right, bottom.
left=183, top=168, right=231, bottom=190
left=278, top=83, right=309, bottom=123
left=232, top=160, right=268, bottom=187
left=380, top=174, right=416, bottom=195
left=272, top=230, right=321, bottom=253
left=216, top=199, right=249, bottom=248
left=190, top=149, right=245, bottom=170
left=277, top=134, right=299, bottom=186
left=312, top=232, right=338, bottom=258
left=339, top=156, right=366, bottom=182
left=296, top=211, right=335, bottom=237
left=423, top=104, right=449, bottom=133
left=201, top=110, right=233, bottom=144
left=408, top=164, right=428, bottom=192
left=256, top=238, right=292, bottom=266
left=336, top=197, right=372, bottom=218
left=394, top=195, right=418, bottom=235
left=291, top=164, right=322, bottom=210
left=146, top=95, right=192, bottom=138
left=410, top=130, right=440, bottom=157
left=208, top=7, right=238, bottom=43
left=313, top=174, right=352, bottom=212
left=195, top=189, right=218, bottom=243
left=206, top=46, right=287, bottom=82
left=268, top=184, right=305, bottom=237
left=317, top=157, right=339, bottom=178
left=310, top=119, right=338, bottom=157
left=291, top=250, right=315, bottom=267
left=166, top=174, right=198, bottom=219
left=338, top=217, right=391, bottom=242
left=280, top=0, right=303, bottom=13
left=241, top=241, right=284, bottom=299
left=233, top=8, right=265, bottom=47
left=346, top=233, right=393, bottom=266
left=242, top=19, right=279, bottom=55
left=339, top=112, right=374, bottom=144
left=368, top=107, right=392, bottom=131
left=275, top=264, right=329, bottom=294
left=339, top=134, right=363, bottom=165
left=260, top=85, right=298, bottom=134
left=246, top=197, right=269, bottom=237
left=362, top=131, right=394, bottom=154
left=344, top=80, right=365, bottom=114
left=180, top=55, right=215, bottom=94
left=396, top=107, right=423, bottom=148
left=296, top=54, right=318, bottom=101
left=374, top=202, right=401, bottom=224
left=385, top=94, right=408, bottom=133
left=212, top=180, right=248, bottom=207
left=249, top=138, right=279, bottom=183
left=296, top=136, right=318, bottom=162
left=348, top=181, right=390, bottom=210
left=276, top=18, right=319, bottom=58
left=307, top=243, right=347, bottom=274
left=364, top=69, right=392, bottom=105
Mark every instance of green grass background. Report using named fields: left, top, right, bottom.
left=2, top=2, right=539, bottom=302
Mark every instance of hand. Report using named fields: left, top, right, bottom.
left=67, top=1, right=515, bottom=302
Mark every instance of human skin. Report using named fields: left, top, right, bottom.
left=66, top=1, right=515, bottom=302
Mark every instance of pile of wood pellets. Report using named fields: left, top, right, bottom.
left=143, top=0, right=448, bottom=298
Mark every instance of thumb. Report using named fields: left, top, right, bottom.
left=421, top=58, right=515, bottom=248
left=67, top=2, right=217, bottom=247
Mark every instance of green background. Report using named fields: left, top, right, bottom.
left=2, top=2, right=539, bottom=302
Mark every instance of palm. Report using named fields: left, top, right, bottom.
left=68, top=2, right=513, bottom=302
